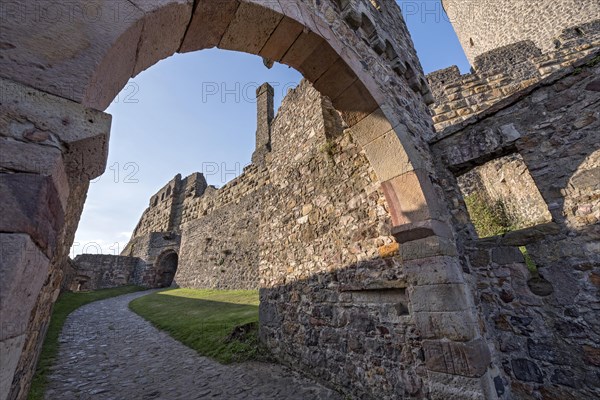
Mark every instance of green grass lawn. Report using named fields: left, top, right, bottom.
left=129, top=288, right=263, bottom=364
left=28, top=285, right=145, bottom=400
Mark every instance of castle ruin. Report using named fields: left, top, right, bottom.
left=1, top=1, right=599, bottom=399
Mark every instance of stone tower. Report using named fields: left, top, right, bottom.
left=251, top=83, right=274, bottom=165
left=442, top=0, right=600, bottom=64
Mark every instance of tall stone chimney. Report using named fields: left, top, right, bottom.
left=251, top=83, right=274, bottom=165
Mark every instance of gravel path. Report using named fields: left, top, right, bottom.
left=44, top=291, right=342, bottom=400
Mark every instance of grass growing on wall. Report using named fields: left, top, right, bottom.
left=129, top=288, right=264, bottom=364
left=464, top=193, right=519, bottom=238
left=519, top=246, right=539, bottom=275
left=28, top=286, right=145, bottom=400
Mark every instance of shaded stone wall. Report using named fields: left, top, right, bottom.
left=123, top=232, right=180, bottom=288
left=441, top=0, right=600, bottom=64
left=430, top=55, right=600, bottom=399
left=69, top=255, right=141, bottom=290
left=64, top=234, right=180, bottom=291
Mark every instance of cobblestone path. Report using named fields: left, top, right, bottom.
left=45, top=291, right=342, bottom=400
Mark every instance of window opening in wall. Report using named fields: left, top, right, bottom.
left=469, top=38, right=475, bottom=47
left=384, top=40, right=398, bottom=61
left=360, top=14, right=378, bottom=43
left=457, top=153, right=552, bottom=238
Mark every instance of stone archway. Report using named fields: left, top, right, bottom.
left=154, top=250, right=179, bottom=288
left=0, top=1, right=490, bottom=399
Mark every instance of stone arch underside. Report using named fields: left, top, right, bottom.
left=0, top=1, right=494, bottom=399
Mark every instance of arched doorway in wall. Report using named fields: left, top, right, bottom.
left=155, top=250, right=179, bottom=288
left=2, top=2, right=486, bottom=399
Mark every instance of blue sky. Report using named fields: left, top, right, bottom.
left=71, top=0, right=470, bottom=257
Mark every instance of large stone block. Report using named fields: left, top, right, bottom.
left=259, top=17, right=304, bottom=62
left=180, top=0, right=239, bottom=52
left=363, top=130, right=416, bottom=182
left=381, top=169, right=444, bottom=226
left=427, top=370, right=496, bottom=400
left=400, top=236, right=458, bottom=261
left=297, top=41, right=339, bottom=83
left=0, top=234, right=50, bottom=341
left=408, top=283, right=472, bottom=313
left=349, top=108, right=393, bottom=147
left=0, top=175, right=65, bottom=257
left=0, top=138, right=69, bottom=210
left=130, top=0, right=194, bottom=75
left=0, top=334, right=26, bottom=400
left=413, top=310, right=478, bottom=341
left=0, top=0, right=144, bottom=110
left=332, top=80, right=379, bottom=127
left=219, top=2, right=282, bottom=54
left=0, top=77, right=111, bottom=180
left=312, top=58, right=357, bottom=101
left=402, top=256, right=465, bottom=286
left=423, top=338, right=491, bottom=378
left=280, top=30, right=323, bottom=69
left=391, top=219, right=453, bottom=244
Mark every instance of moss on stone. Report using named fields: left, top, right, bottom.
left=464, top=193, right=519, bottom=238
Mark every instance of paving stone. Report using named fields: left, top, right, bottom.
left=44, top=291, right=342, bottom=400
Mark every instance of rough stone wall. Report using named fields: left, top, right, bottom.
left=69, top=255, right=141, bottom=290
left=427, top=23, right=600, bottom=131
left=130, top=173, right=207, bottom=238
left=441, top=0, right=600, bottom=64
left=179, top=165, right=270, bottom=226
left=430, top=55, right=600, bottom=399
left=123, top=232, right=180, bottom=288
left=4, top=178, right=91, bottom=400
left=258, top=82, right=427, bottom=399
left=63, top=233, right=180, bottom=291
left=121, top=80, right=462, bottom=399
left=176, top=193, right=262, bottom=290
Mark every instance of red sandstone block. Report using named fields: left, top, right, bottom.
left=381, top=169, right=444, bottom=228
